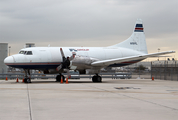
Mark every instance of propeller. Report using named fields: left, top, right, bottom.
left=56, top=48, right=76, bottom=78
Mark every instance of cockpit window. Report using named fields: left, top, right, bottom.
left=24, top=51, right=27, bottom=54
left=19, top=50, right=33, bottom=55
left=19, top=51, right=25, bottom=54
left=27, top=51, right=32, bottom=55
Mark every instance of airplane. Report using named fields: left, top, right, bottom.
left=4, top=19, right=175, bottom=83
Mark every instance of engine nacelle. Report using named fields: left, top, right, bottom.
left=72, top=55, right=99, bottom=67
left=71, top=56, right=100, bottom=74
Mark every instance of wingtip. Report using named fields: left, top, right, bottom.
left=169, top=50, right=176, bottom=53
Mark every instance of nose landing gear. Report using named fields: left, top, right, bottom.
left=24, top=69, right=31, bottom=83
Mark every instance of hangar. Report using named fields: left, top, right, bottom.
left=0, top=43, right=8, bottom=73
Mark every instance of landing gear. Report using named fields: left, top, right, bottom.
left=56, top=74, right=65, bottom=82
left=24, top=69, right=31, bottom=83
left=92, top=74, right=102, bottom=83
left=24, top=77, right=31, bottom=83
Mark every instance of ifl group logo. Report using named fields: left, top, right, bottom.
left=69, top=49, right=78, bottom=52
left=69, top=48, right=89, bottom=52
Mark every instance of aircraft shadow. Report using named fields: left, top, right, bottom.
left=28, top=80, right=110, bottom=84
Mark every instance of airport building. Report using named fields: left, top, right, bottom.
left=26, top=43, right=35, bottom=48
left=0, top=43, right=8, bottom=73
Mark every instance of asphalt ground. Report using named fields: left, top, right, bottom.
left=0, top=78, right=178, bottom=120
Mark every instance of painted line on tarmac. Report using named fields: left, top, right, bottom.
left=83, top=84, right=178, bottom=111
left=27, top=84, right=32, bottom=120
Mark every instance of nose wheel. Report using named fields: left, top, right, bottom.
left=24, top=69, right=31, bottom=83
left=92, top=74, right=102, bottom=82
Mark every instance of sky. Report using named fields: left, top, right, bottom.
left=0, top=0, right=178, bottom=60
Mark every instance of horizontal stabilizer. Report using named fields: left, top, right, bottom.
left=91, top=51, right=175, bottom=67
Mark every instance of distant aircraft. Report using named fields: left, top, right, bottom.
left=4, top=19, right=175, bottom=83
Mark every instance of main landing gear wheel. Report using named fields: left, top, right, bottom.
left=24, top=78, right=31, bottom=83
left=56, top=75, right=65, bottom=82
left=92, top=75, right=102, bottom=83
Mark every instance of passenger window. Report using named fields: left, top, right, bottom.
left=27, top=51, right=33, bottom=55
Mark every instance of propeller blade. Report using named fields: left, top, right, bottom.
left=56, top=64, right=62, bottom=71
left=60, top=48, right=66, bottom=61
left=57, top=48, right=77, bottom=71
left=69, top=52, right=76, bottom=61
left=66, top=69, right=71, bottom=79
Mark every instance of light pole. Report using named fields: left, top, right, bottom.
left=158, top=48, right=160, bottom=61
left=9, top=46, right=11, bottom=56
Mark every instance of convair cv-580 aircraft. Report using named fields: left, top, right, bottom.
left=4, top=19, right=175, bottom=83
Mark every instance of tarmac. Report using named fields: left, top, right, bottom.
left=0, top=78, right=178, bottom=120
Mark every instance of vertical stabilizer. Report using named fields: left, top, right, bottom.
left=109, top=19, right=148, bottom=54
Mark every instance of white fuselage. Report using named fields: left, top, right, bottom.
left=4, top=46, right=144, bottom=72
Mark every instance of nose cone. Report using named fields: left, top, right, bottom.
left=4, top=56, right=15, bottom=65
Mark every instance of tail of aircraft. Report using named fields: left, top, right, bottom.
left=109, top=19, right=148, bottom=54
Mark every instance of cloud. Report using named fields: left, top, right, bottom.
left=0, top=0, right=177, bottom=58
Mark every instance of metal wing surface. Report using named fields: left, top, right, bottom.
left=91, top=51, right=175, bottom=67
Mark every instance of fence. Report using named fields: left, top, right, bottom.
left=151, top=60, right=178, bottom=81
left=0, top=72, right=132, bottom=80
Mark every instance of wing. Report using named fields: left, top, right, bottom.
left=91, top=51, right=175, bottom=67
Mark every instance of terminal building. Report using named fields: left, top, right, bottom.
left=0, top=43, right=8, bottom=73
left=26, top=43, right=35, bottom=48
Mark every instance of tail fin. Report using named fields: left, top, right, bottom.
left=109, top=19, right=148, bottom=54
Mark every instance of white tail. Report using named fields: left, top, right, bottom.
left=109, top=19, right=148, bottom=54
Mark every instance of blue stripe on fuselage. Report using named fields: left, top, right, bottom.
left=8, top=64, right=59, bottom=70
left=6, top=62, right=61, bottom=70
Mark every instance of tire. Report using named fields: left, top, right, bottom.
left=92, top=76, right=102, bottom=83
left=27, top=78, right=31, bottom=83
left=97, top=76, right=102, bottom=83
left=56, top=75, right=65, bottom=82
left=24, top=78, right=27, bottom=83
left=24, top=78, right=31, bottom=83
left=56, top=75, right=61, bottom=82
left=92, top=76, right=96, bottom=82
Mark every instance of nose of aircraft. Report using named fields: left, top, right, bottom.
left=4, top=56, right=15, bottom=65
